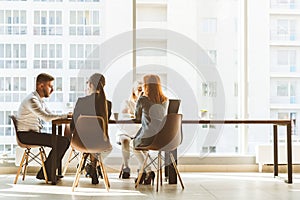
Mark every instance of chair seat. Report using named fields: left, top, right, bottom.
left=17, top=143, right=41, bottom=149
left=71, top=115, right=112, bottom=192
left=9, top=115, right=49, bottom=184
left=134, top=113, right=184, bottom=191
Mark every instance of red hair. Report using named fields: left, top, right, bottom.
left=143, top=74, right=167, bottom=104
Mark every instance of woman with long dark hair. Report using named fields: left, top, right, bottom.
left=70, top=73, right=111, bottom=184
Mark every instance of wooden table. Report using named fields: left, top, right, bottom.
left=181, top=119, right=293, bottom=184
left=51, top=118, right=293, bottom=185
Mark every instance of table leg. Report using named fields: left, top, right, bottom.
left=164, top=151, right=169, bottom=181
left=273, top=125, right=278, bottom=177
left=286, top=122, right=293, bottom=184
left=58, top=125, right=62, bottom=176
left=168, top=149, right=177, bottom=184
left=51, top=123, right=57, bottom=185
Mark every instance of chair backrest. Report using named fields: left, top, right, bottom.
left=168, top=99, right=181, bottom=114
left=147, top=113, right=183, bottom=152
left=9, top=115, right=18, bottom=132
left=9, top=115, right=34, bottom=148
left=107, top=100, right=112, bottom=120
left=71, top=115, right=112, bottom=153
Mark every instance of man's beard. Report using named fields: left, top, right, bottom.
left=43, top=88, right=49, bottom=98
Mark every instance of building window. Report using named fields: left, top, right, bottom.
left=275, top=80, right=296, bottom=104
left=0, top=44, right=27, bottom=69
left=0, top=77, right=26, bottom=102
left=33, top=10, right=62, bottom=36
left=69, top=77, right=86, bottom=102
left=34, top=44, right=62, bottom=69
left=202, top=82, right=217, bottom=97
left=69, top=10, right=100, bottom=36
left=277, top=81, right=288, bottom=96
left=270, top=0, right=296, bottom=9
left=201, top=18, right=217, bottom=33
left=69, top=0, right=100, bottom=2
left=207, top=50, right=217, bottom=64
left=277, top=50, right=296, bottom=72
left=0, top=10, right=26, bottom=35
left=34, top=0, right=63, bottom=2
left=137, top=4, right=167, bottom=22
left=276, top=19, right=296, bottom=40
left=202, top=146, right=216, bottom=153
left=0, top=111, right=16, bottom=137
left=234, top=82, right=238, bottom=97
left=277, top=111, right=298, bottom=136
left=69, top=44, right=99, bottom=69
left=136, top=39, right=167, bottom=56
left=276, top=81, right=296, bottom=97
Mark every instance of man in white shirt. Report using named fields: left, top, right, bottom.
left=17, top=73, right=70, bottom=182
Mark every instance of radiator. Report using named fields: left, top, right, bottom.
left=255, top=144, right=300, bottom=172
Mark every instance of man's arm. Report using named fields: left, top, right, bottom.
left=28, top=96, right=67, bottom=122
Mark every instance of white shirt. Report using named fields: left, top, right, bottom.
left=116, top=99, right=141, bottom=139
left=17, top=91, right=67, bottom=132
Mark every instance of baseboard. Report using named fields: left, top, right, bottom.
left=2, top=164, right=300, bottom=174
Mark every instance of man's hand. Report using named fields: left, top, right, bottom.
left=67, top=112, right=73, bottom=118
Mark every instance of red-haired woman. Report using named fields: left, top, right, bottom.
left=133, top=74, right=168, bottom=185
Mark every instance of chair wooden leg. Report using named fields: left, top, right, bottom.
left=159, top=152, right=163, bottom=186
left=98, top=161, right=107, bottom=189
left=98, top=155, right=110, bottom=191
left=14, top=151, right=27, bottom=184
left=170, top=153, right=184, bottom=190
left=72, top=153, right=85, bottom=192
left=39, top=148, right=48, bottom=184
left=41, top=147, right=47, bottom=159
left=135, top=152, right=149, bottom=188
left=62, top=149, right=73, bottom=176
left=156, top=152, right=160, bottom=192
left=22, top=149, right=29, bottom=181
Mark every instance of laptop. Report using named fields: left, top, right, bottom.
left=167, top=99, right=181, bottom=114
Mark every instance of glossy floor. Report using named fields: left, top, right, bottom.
left=1, top=172, right=300, bottom=200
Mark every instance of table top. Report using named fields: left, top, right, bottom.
left=52, top=118, right=293, bottom=126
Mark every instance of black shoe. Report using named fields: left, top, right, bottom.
left=36, top=170, right=45, bottom=180
left=90, top=169, right=99, bottom=185
left=36, top=171, right=62, bottom=182
left=143, top=171, right=155, bottom=185
left=57, top=175, right=64, bottom=179
left=121, top=167, right=130, bottom=179
left=135, top=172, right=146, bottom=184
left=91, top=176, right=99, bottom=184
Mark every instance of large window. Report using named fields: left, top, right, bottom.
left=2, top=0, right=288, bottom=160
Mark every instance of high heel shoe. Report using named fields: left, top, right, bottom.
left=90, top=168, right=99, bottom=185
left=135, top=172, right=146, bottom=184
left=143, top=171, right=155, bottom=185
left=121, top=167, right=131, bottom=179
